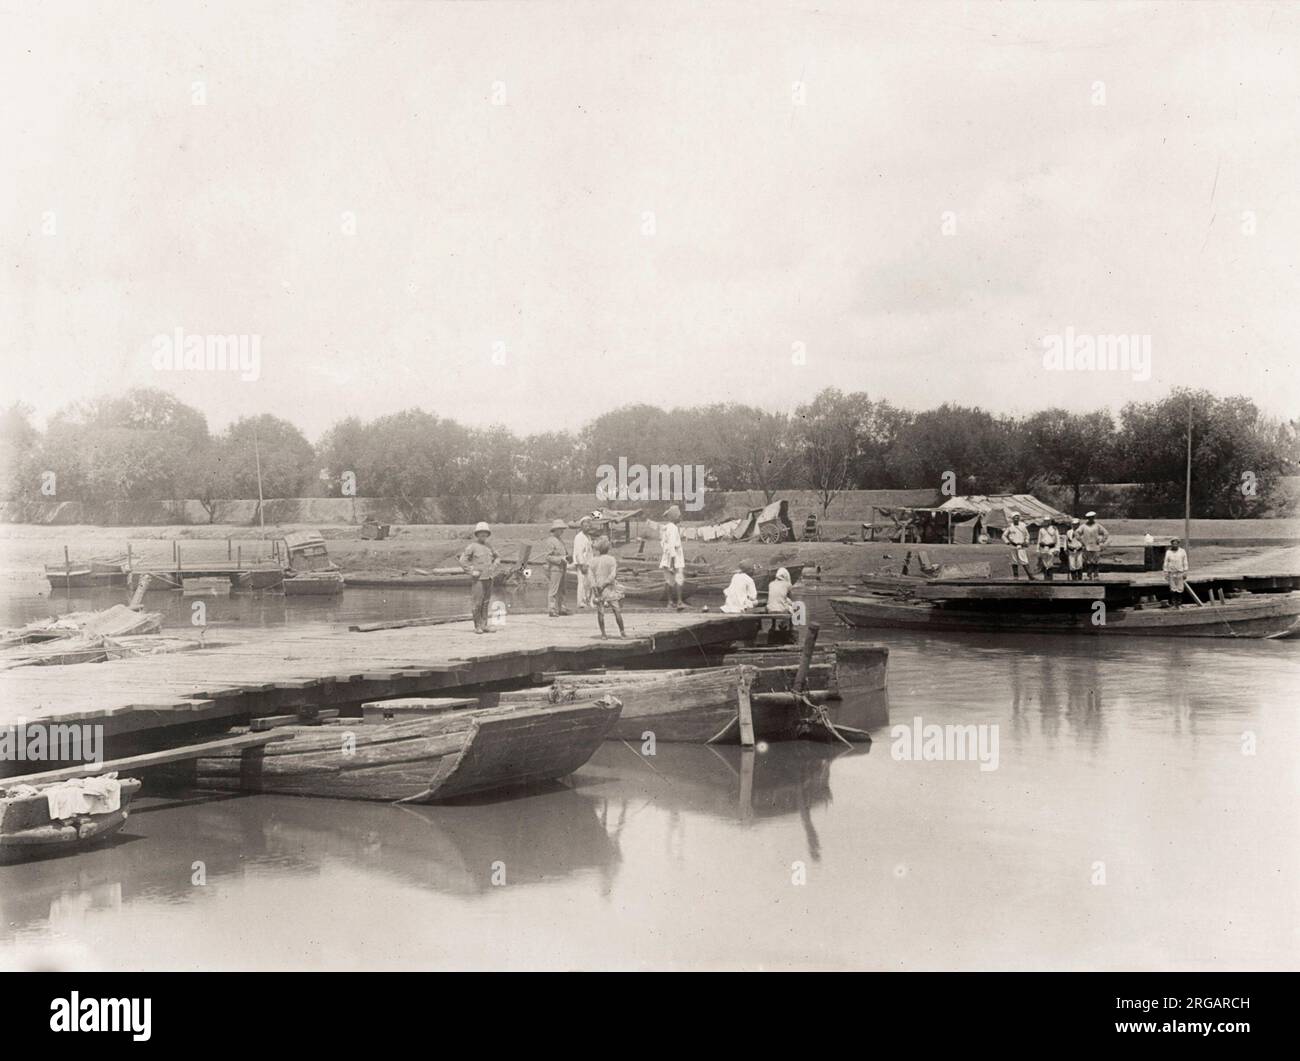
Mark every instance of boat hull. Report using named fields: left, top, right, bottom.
left=504, top=663, right=869, bottom=744
left=180, top=702, right=622, bottom=802
left=0, top=778, right=142, bottom=862
left=829, top=592, right=1300, bottom=638
left=283, top=573, right=345, bottom=595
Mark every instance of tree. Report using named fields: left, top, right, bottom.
left=793, top=388, right=872, bottom=515
left=0, top=402, right=39, bottom=500
left=1023, top=409, right=1115, bottom=510
left=517, top=431, right=584, bottom=494
left=40, top=388, right=209, bottom=502
left=178, top=439, right=236, bottom=523
left=316, top=416, right=368, bottom=494
left=889, top=404, right=1016, bottom=493
left=1116, top=389, right=1291, bottom=517
left=350, top=409, right=473, bottom=521
left=220, top=415, right=315, bottom=505
left=697, top=404, right=797, bottom=501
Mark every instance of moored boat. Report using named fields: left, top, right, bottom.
left=0, top=776, right=142, bottom=862
left=44, top=556, right=130, bottom=589
left=278, top=531, right=345, bottom=595
left=177, top=698, right=623, bottom=802
left=283, top=570, right=345, bottom=595
left=829, top=590, right=1300, bottom=639
left=498, top=662, right=870, bottom=744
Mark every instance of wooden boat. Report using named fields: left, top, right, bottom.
left=497, top=662, right=870, bottom=744
left=176, top=698, right=623, bottom=802
left=0, top=777, right=142, bottom=862
left=277, top=531, right=345, bottom=595
left=234, top=567, right=284, bottom=591
left=283, top=570, right=345, bottom=595
left=829, top=590, right=1300, bottom=639
left=343, top=546, right=533, bottom=590
left=44, top=556, right=130, bottom=589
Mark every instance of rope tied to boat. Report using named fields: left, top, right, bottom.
left=792, top=690, right=853, bottom=747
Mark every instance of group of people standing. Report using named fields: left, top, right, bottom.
left=1002, top=511, right=1192, bottom=605
left=1004, top=511, right=1110, bottom=581
left=459, top=507, right=801, bottom=635
left=542, top=517, right=626, bottom=637
left=458, top=518, right=627, bottom=637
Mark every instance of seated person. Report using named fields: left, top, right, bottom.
left=766, top=567, right=797, bottom=613
left=721, top=561, right=759, bottom=613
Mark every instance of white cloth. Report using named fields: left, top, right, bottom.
left=658, top=522, right=685, bottom=572
left=1163, top=548, right=1189, bottom=574
left=767, top=571, right=796, bottom=613
left=572, top=531, right=594, bottom=606
left=722, top=572, right=758, bottom=613
left=43, top=774, right=122, bottom=819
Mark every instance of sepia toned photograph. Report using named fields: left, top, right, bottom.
left=1, top=0, right=1296, bottom=999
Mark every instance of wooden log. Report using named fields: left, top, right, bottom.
left=751, top=690, right=837, bottom=705
left=9, top=731, right=294, bottom=785
left=736, top=667, right=756, bottom=748
left=350, top=614, right=472, bottom=633
left=794, top=622, right=819, bottom=693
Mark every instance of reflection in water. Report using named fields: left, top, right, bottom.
left=1, top=587, right=1296, bottom=969
left=581, top=742, right=871, bottom=865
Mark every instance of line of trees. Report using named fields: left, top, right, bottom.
left=1, top=386, right=1294, bottom=520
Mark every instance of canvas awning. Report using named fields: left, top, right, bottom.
left=935, top=494, right=1071, bottom=528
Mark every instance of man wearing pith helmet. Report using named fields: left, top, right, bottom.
left=459, top=521, right=500, bottom=633
left=542, top=518, right=572, bottom=617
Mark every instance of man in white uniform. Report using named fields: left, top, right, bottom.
left=572, top=517, right=595, bottom=608
left=658, top=505, right=687, bottom=611
left=1004, top=512, right=1031, bottom=580
left=1035, top=521, right=1060, bottom=581
left=1163, top=537, right=1190, bottom=607
left=1077, top=511, right=1109, bottom=581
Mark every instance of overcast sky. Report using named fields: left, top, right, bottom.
left=2, top=0, right=1297, bottom=440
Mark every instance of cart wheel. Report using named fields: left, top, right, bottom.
left=760, top=527, right=781, bottom=544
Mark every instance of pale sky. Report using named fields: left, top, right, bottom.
left=2, top=0, right=1297, bottom=440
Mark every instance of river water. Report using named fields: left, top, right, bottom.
left=2, top=580, right=1297, bottom=970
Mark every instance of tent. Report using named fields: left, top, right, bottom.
left=935, top=494, right=1073, bottom=543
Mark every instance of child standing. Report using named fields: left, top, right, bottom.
left=590, top=537, right=626, bottom=638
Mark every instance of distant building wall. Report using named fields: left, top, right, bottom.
left=2, top=479, right=1294, bottom=525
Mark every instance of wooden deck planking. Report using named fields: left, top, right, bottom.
left=0, top=613, right=776, bottom=733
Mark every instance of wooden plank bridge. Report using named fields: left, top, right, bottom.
left=0, top=612, right=790, bottom=753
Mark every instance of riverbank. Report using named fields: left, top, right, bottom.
left=3, top=520, right=1295, bottom=590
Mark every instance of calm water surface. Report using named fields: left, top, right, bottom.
left=2, top=581, right=1297, bottom=970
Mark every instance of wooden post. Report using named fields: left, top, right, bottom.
left=736, top=667, right=756, bottom=748
left=227, top=538, right=232, bottom=560
left=127, top=543, right=132, bottom=572
left=64, top=545, right=70, bottom=574
left=1184, top=399, right=1193, bottom=552
left=794, top=622, right=820, bottom=693
left=237, top=545, right=242, bottom=569
left=239, top=745, right=266, bottom=793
